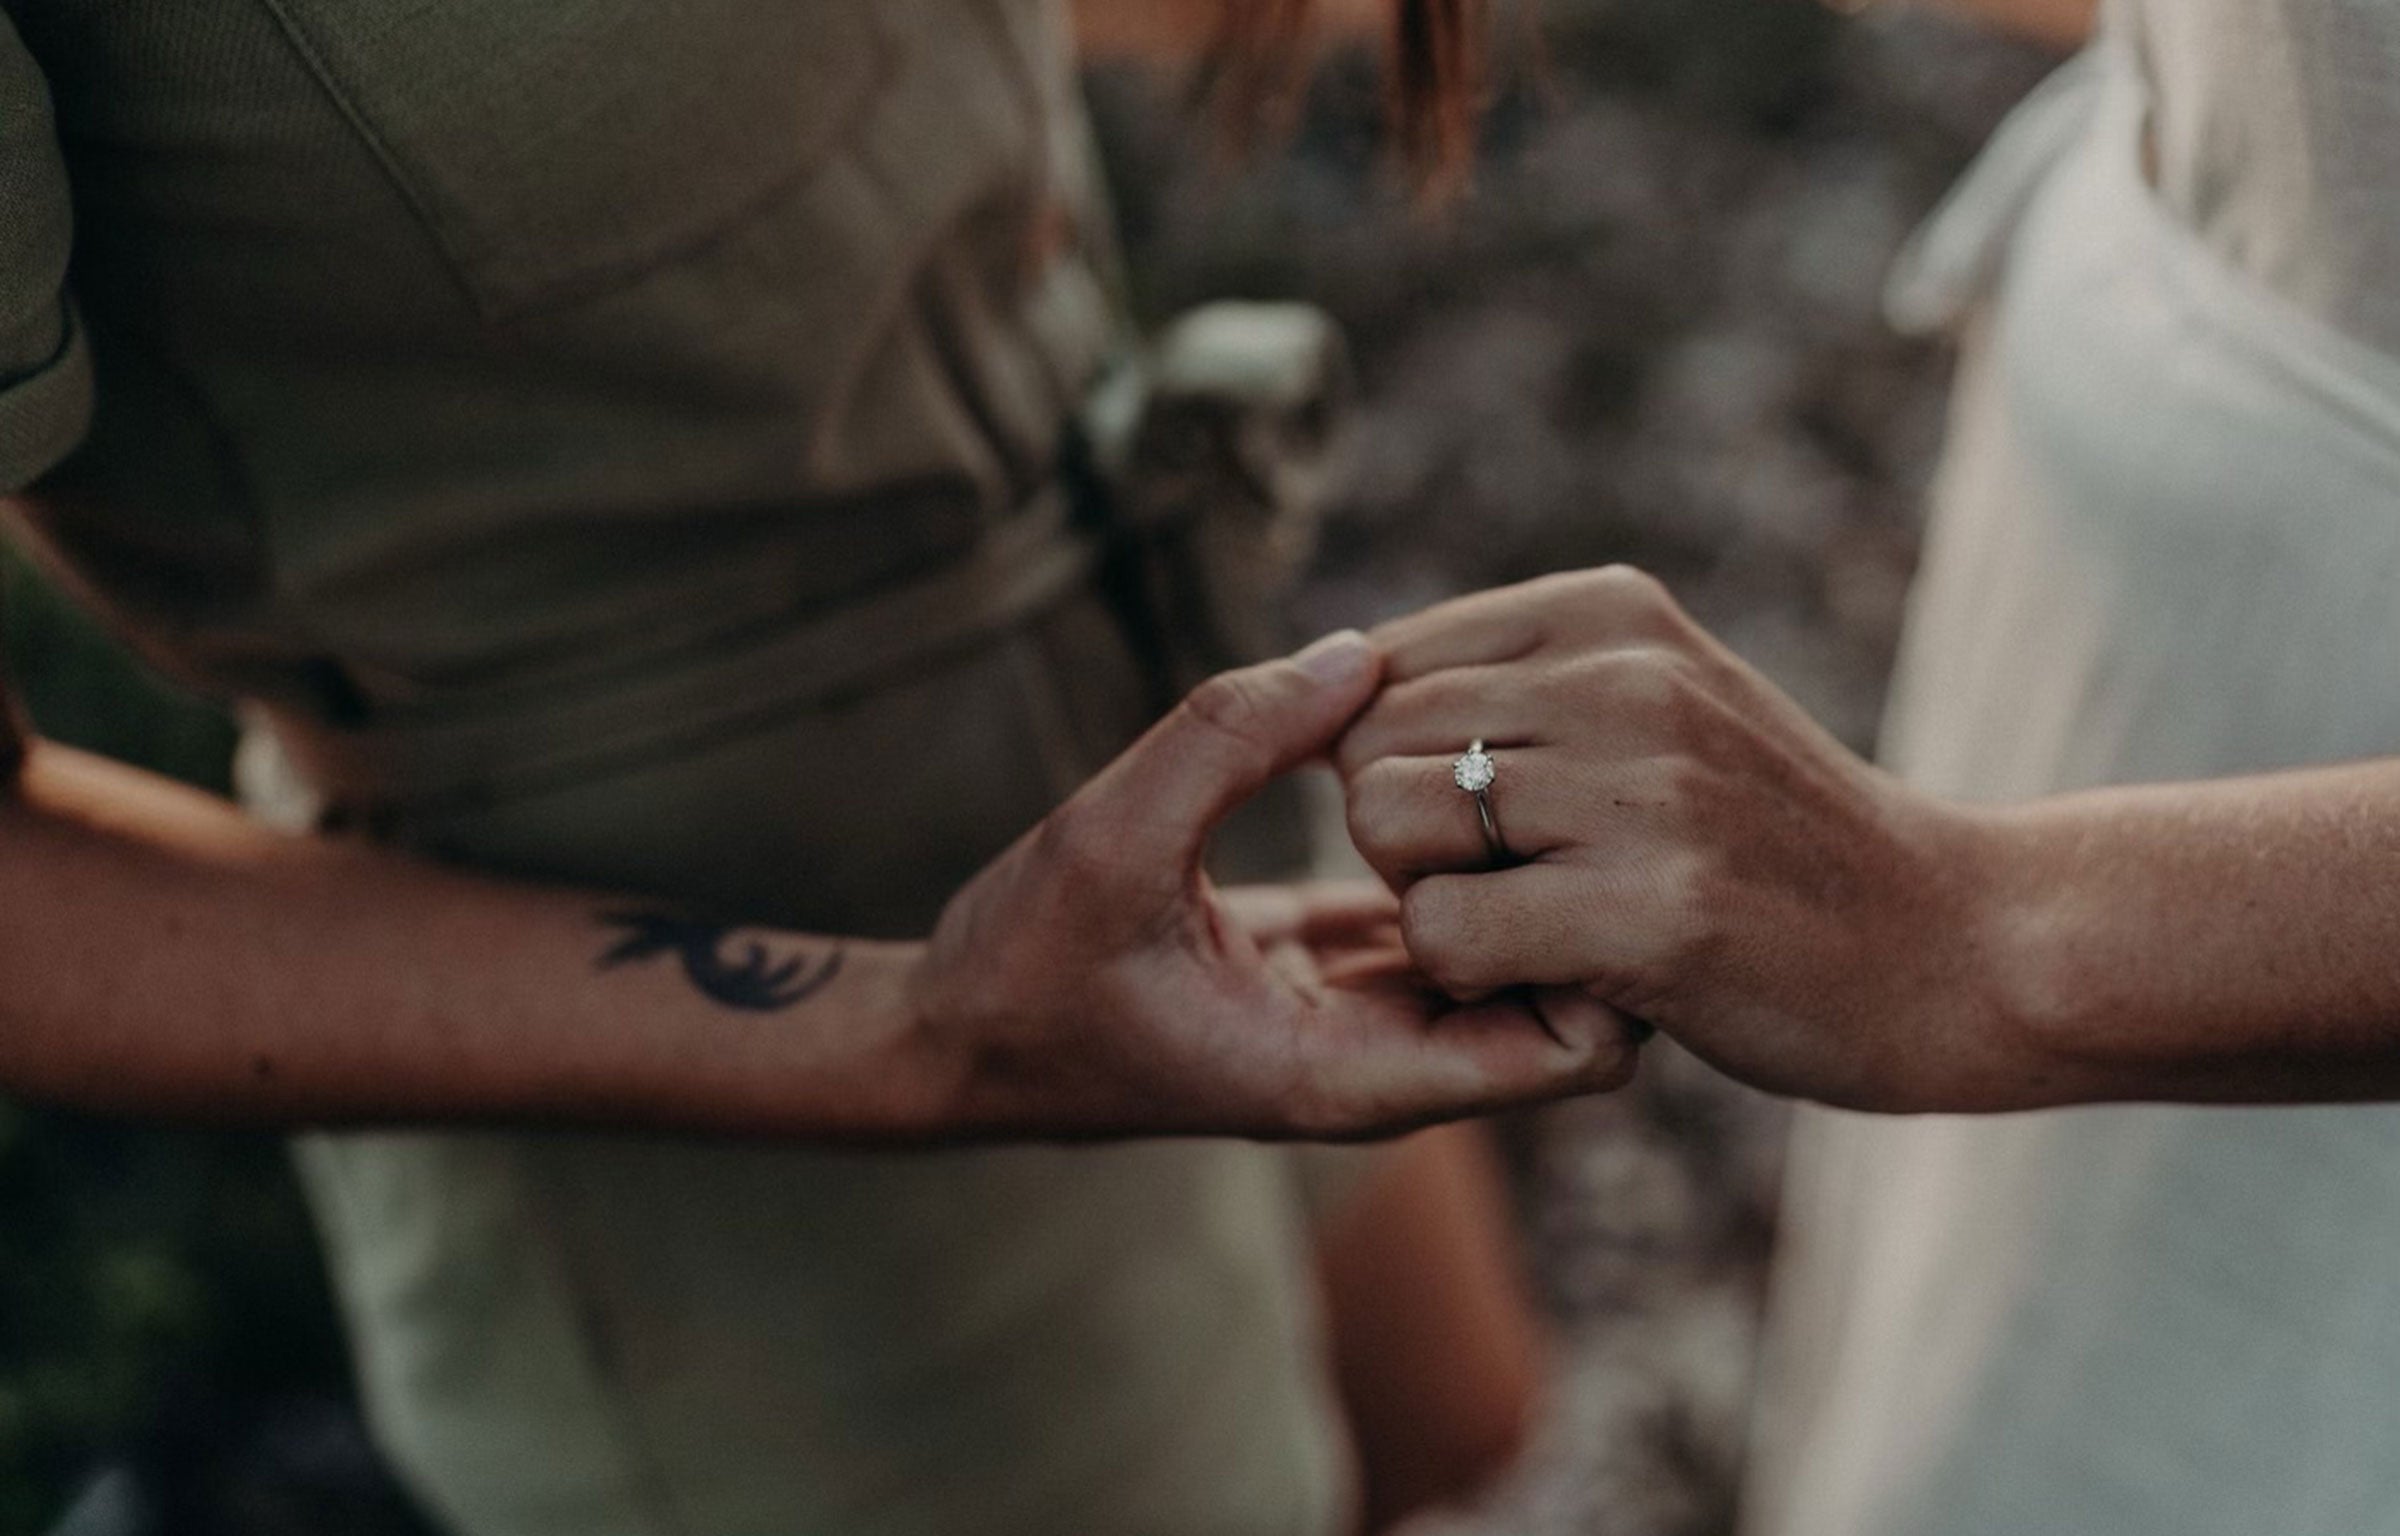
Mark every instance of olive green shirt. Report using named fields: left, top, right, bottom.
left=0, top=4, right=1351, bottom=1531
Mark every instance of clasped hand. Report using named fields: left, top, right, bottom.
left=1338, top=567, right=2017, bottom=1114
left=919, top=566, right=2017, bottom=1143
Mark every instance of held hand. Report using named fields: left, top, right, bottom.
left=915, top=632, right=1639, bottom=1140
left=1336, top=567, right=2022, bottom=1113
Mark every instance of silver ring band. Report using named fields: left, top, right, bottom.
left=1473, top=789, right=1503, bottom=861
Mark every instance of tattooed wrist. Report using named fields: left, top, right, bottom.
left=596, top=909, right=845, bottom=1012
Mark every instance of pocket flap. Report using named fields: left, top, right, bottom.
left=265, top=0, right=887, bottom=317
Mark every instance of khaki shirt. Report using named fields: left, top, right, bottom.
left=0, top=5, right=1349, bottom=1531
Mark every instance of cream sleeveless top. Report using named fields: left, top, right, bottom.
left=1747, top=4, right=2400, bottom=1534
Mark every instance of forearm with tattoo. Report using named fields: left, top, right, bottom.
left=0, top=737, right=942, bottom=1137
left=597, top=910, right=846, bottom=1012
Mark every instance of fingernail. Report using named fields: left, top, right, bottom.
left=1293, top=629, right=1373, bottom=686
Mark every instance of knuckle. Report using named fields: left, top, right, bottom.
left=1436, top=663, right=1524, bottom=721
left=1650, top=750, right=1713, bottom=820
left=1342, top=760, right=1404, bottom=850
left=1587, top=562, right=1668, bottom=611
left=1342, top=812, right=1392, bottom=878
left=1512, top=572, right=1590, bottom=638
left=1375, top=667, right=1459, bottom=723
left=1592, top=562, right=1663, bottom=597
left=1572, top=646, right=1712, bottom=739
left=1398, top=879, right=1441, bottom=944
left=1648, top=840, right=1707, bottom=904
left=1578, top=564, right=1697, bottom=641
left=1400, top=883, right=1487, bottom=993
left=1394, top=669, right=1457, bottom=718
left=1033, top=797, right=1114, bottom=880
left=1182, top=669, right=1272, bottom=750
left=1645, top=852, right=1721, bottom=968
left=1332, top=716, right=1380, bottom=779
left=1587, top=1034, right=1642, bottom=1092
left=1563, top=647, right=1668, bottom=712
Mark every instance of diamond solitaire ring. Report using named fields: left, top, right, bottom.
left=1453, top=739, right=1508, bottom=864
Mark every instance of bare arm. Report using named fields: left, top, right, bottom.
left=1981, top=763, right=2400, bottom=1105
left=1339, top=568, right=2400, bottom=1115
left=0, top=732, right=938, bottom=1135
left=0, top=631, right=1629, bottom=1142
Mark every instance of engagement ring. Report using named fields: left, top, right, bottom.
left=1453, top=739, right=1508, bottom=864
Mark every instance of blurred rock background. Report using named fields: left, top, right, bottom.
left=0, top=3, right=2057, bottom=1531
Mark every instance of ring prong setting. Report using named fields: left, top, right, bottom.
left=1453, top=741, right=1496, bottom=794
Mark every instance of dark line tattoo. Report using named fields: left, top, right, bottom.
left=595, top=910, right=845, bottom=1013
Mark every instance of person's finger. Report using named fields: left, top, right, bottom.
left=1309, top=939, right=1415, bottom=990
left=1345, top=748, right=1605, bottom=886
left=1299, top=991, right=1640, bottom=1135
left=1221, top=881, right=1398, bottom=946
left=1372, top=566, right=1697, bottom=686
left=1345, top=643, right=1711, bottom=776
left=1531, top=984, right=1648, bottom=1057
left=1258, top=933, right=1322, bottom=993
left=1344, top=754, right=1503, bottom=885
left=1078, top=631, right=1382, bottom=869
left=1400, top=864, right=1611, bottom=997
left=1425, top=995, right=1639, bottom=1100
left=1286, top=880, right=1403, bottom=940
left=1367, top=586, right=1552, bottom=686
left=1288, top=891, right=1407, bottom=959
left=1220, top=885, right=1308, bottom=945
left=1334, top=664, right=1546, bottom=778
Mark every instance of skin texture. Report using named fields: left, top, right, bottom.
left=0, top=628, right=1631, bottom=1141
left=1337, top=566, right=2400, bottom=1114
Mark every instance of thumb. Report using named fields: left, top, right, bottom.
left=1089, top=630, right=1381, bottom=868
